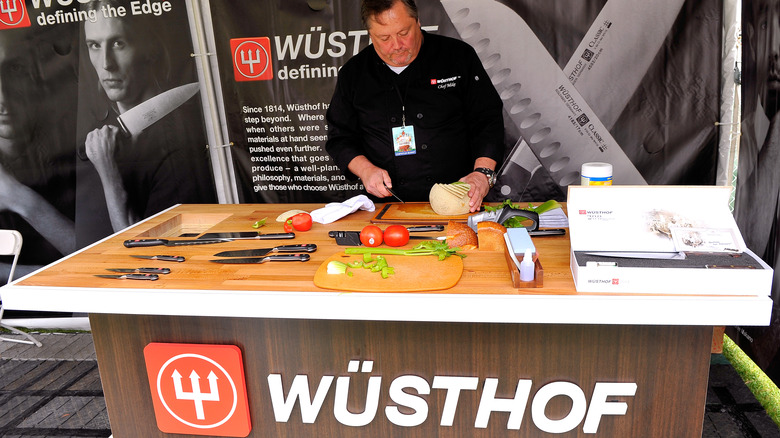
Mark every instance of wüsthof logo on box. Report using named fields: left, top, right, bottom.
left=143, top=343, right=251, bottom=437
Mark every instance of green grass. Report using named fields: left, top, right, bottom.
left=722, top=334, right=780, bottom=426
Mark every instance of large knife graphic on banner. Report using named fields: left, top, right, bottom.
left=497, top=0, right=685, bottom=190
left=79, top=82, right=200, bottom=160
left=116, top=82, right=200, bottom=138
left=441, top=0, right=664, bottom=186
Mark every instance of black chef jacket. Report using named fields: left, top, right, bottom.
left=326, top=31, right=504, bottom=202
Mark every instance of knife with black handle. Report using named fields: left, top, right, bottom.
left=213, top=244, right=317, bottom=258
left=209, top=254, right=311, bottom=264
left=123, top=238, right=228, bottom=248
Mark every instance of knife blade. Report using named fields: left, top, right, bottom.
left=118, top=82, right=200, bottom=138
left=442, top=0, right=646, bottom=187
left=384, top=182, right=404, bottom=203
left=213, top=244, right=317, bottom=258
left=584, top=251, right=687, bottom=260
left=408, top=225, right=444, bottom=232
left=198, top=232, right=296, bottom=240
left=123, top=238, right=228, bottom=248
left=106, top=267, right=171, bottom=274
left=209, top=254, right=311, bottom=264
left=94, top=273, right=159, bottom=280
left=130, top=255, right=186, bottom=262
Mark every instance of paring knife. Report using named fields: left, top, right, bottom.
left=94, top=273, right=159, bottom=280
left=131, top=255, right=185, bottom=262
left=584, top=251, right=687, bottom=260
left=124, top=238, right=228, bottom=248
left=209, top=254, right=311, bottom=264
left=106, top=267, right=171, bottom=274
left=213, top=244, right=317, bottom=258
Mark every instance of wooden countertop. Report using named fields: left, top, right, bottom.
left=3, top=203, right=772, bottom=326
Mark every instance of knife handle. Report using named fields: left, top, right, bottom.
left=153, top=255, right=186, bottom=262
left=276, top=244, right=317, bottom=253
left=137, top=267, right=171, bottom=274
left=269, top=254, right=311, bottom=262
left=124, top=239, right=167, bottom=248
left=259, top=233, right=296, bottom=239
left=125, top=273, right=159, bottom=280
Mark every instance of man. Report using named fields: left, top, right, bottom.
left=326, top=0, right=504, bottom=211
left=81, top=0, right=215, bottom=234
left=0, top=28, right=77, bottom=280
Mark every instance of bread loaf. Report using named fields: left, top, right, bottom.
left=477, top=221, right=507, bottom=251
left=445, top=221, right=477, bottom=250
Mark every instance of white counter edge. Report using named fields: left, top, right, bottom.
left=1, top=284, right=772, bottom=326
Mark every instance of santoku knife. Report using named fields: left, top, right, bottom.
left=210, top=254, right=311, bottom=264
left=213, top=244, right=317, bottom=258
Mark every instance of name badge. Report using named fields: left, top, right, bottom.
left=392, top=125, right=416, bottom=156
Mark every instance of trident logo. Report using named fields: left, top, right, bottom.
left=0, top=0, right=17, bottom=22
left=172, top=369, right=221, bottom=420
left=231, top=37, right=273, bottom=81
left=0, top=0, right=28, bottom=28
left=240, top=48, right=266, bottom=75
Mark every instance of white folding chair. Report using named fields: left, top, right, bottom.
left=0, top=229, right=42, bottom=347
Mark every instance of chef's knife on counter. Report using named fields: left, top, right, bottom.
left=106, top=267, right=171, bottom=274
left=130, top=254, right=185, bottom=262
left=198, top=232, right=296, bottom=240
left=583, top=251, right=687, bottom=260
left=123, top=238, right=229, bottom=248
left=94, top=273, right=159, bottom=280
left=213, top=244, right=317, bottom=258
left=209, top=254, right=311, bottom=264
left=78, top=83, right=200, bottom=160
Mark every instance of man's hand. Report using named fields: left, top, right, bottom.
left=460, top=171, right=491, bottom=212
left=85, top=125, right=122, bottom=178
left=461, top=158, right=496, bottom=212
left=347, top=155, right=394, bottom=198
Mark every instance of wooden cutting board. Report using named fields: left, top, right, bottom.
left=313, top=252, right=464, bottom=292
left=371, top=202, right=470, bottom=225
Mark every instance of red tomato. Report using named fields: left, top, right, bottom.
left=360, top=225, right=383, bottom=247
left=383, top=225, right=410, bottom=247
left=290, top=213, right=312, bottom=231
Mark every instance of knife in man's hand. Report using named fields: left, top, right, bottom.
left=78, top=83, right=200, bottom=161
left=118, top=82, right=199, bottom=138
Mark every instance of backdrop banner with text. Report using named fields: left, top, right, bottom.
left=208, top=0, right=720, bottom=205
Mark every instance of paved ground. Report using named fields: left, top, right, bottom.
left=0, top=331, right=779, bottom=437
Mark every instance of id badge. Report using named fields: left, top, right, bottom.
left=392, top=125, right=417, bottom=156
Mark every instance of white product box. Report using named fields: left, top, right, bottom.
left=568, top=186, right=773, bottom=295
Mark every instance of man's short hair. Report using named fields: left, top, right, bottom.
left=361, top=0, right=418, bottom=29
